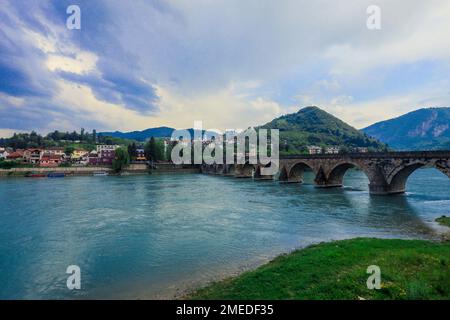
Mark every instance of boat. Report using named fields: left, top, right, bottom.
left=47, top=172, right=65, bottom=178
left=26, top=172, right=46, bottom=178
left=93, top=171, right=109, bottom=176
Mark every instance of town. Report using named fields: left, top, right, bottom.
left=0, top=141, right=368, bottom=168
left=0, top=126, right=371, bottom=172
left=0, top=145, right=144, bottom=167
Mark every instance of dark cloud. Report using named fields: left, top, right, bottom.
left=58, top=70, right=159, bottom=113
left=0, top=0, right=160, bottom=117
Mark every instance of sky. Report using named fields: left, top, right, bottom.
left=1, top=0, right=450, bottom=137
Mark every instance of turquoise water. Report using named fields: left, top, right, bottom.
left=0, top=169, right=449, bottom=299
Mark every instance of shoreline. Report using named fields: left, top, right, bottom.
left=0, top=163, right=201, bottom=177
left=185, top=237, right=450, bottom=300
left=156, top=233, right=449, bottom=300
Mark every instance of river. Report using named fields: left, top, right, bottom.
left=0, top=168, right=449, bottom=299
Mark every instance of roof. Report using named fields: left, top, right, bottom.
left=7, top=151, right=23, bottom=158
left=41, top=155, right=61, bottom=161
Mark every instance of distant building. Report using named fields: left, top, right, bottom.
left=72, top=154, right=89, bottom=166
left=44, top=147, right=65, bottom=157
left=39, top=155, right=62, bottom=167
left=23, top=149, right=43, bottom=164
left=89, top=147, right=116, bottom=166
left=0, top=148, right=8, bottom=160
left=135, top=148, right=146, bottom=162
left=71, top=149, right=88, bottom=159
left=6, top=150, right=24, bottom=161
left=353, top=147, right=369, bottom=153
left=307, top=146, right=322, bottom=155
left=325, top=146, right=340, bottom=154
left=96, top=145, right=119, bottom=153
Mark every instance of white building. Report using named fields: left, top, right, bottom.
left=0, top=147, right=9, bottom=160
left=96, top=145, right=119, bottom=153
left=307, top=146, right=322, bottom=155
left=353, top=147, right=369, bottom=153
left=325, top=146, right=340, bottom=154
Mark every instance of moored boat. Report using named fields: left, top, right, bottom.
left=26, top=172, right=46, bottom=178
left=47, top=172, right=65, bottom=178
left=93, top=171, right=109, bottom=176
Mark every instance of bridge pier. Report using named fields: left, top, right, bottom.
left=253, top=166, right=273, bottom=181
left=280, top=177, right=303, bottom=183
left=368, top=183, right=405, bottom=195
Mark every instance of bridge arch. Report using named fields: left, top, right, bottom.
left=286, top=161, right=315, bottom=183
left=325, top=161, right=371, bottom=187
left=388, top=163, right=424, bottom=194
left=386, top=160, right=450, bottom=194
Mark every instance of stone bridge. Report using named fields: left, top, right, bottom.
left=200, top=151, right=450, bottom=195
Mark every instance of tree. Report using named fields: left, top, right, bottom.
left=127, top=142, right=137, bottom=160
left=112, top=147, right=130, bottom=172
left=145, top=137, right=156, bottom=161
left=154, top=140, right=165, bottom=161
left=144, top=137, right=165, bottom=162
left=64, top=146, right=75, bottom=156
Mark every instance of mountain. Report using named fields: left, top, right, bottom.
left=362, top=107, right=450, bottom=150
left=99, top=127, right=220, bottom=142
left=259, top=106, right=387, bottom=154
left=99, top=126, right=175, bottom=141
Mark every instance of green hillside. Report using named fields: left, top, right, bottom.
left=259, top=106, right=388, bottom=154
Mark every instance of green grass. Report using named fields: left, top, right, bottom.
left=188, top=238, right=450, bottom=300
left=436, top=216, right=450, bottom=227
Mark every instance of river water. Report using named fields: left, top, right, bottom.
left=0, top=168, right=449, bottom=299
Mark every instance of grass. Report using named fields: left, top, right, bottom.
left=188, top=238, right=450, bottom=300
left=436, top=216, right=450, bottom=228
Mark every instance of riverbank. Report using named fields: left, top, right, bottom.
left=436, top=216, right=450, bottom=227
left=0, top=163, right=201, bottom=177
left=188, top=238, right=450, bottom=300
left=0, top=166, right=115, bottom=177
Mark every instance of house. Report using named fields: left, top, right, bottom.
left=88, top=151, right=99, bottom=165
left=307, top=146, right=322, bottom=155
left=72, top=148, right=88, bottom=159
left=96, top=145, right=119, bottom=153
left=23, top=149, right=43, bottom=164
left=6, top=150, right=24, bottom=161
left=325, top=146, right=340, bottom=154
left=72, top=154, right=89, bottom=166
left=353, top=147, right=369, bottom=153
left=45, top=147, right=65, bottom=157
left=88, top=148, right=116, bottom=165
left=0, top=148, right=8, bottom=160
left=135, top=148, right=146, bottom=162
left=39, top=155, right=62, bottom=167
left=87, top=145, right=117, bottom=165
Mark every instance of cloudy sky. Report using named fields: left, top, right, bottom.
left=1, top=0, right=450, bottom=137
